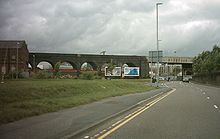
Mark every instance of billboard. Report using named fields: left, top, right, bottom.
left=105, top=67, right=121, bottom=76
left=124, top=67, right=139, bottom=76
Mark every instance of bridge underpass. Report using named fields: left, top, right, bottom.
left=148, top=56, right=193, bottom=80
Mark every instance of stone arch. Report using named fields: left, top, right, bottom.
left=122, top=63, right=128, bottom=68
left=58, top=61, right=77, bottom=70
left=80, top=61, right=98, bottom=71
left=37, top=61, right=54, bottom=70
left=28, top=63, right=33, bottom=69
left=121, top=62, right=137, bottom=71
left=124, top=62, right=137, bottom=67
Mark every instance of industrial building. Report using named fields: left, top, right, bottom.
left=0, top=40, right=29, bottom=78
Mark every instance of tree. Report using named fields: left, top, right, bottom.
left=212, top=45, right=220, bottom=71
left=193, top=45, right=220, bottom=74
left=106, top=59, right=116, bottom=78
left=54, top=61, right=61, bottom=77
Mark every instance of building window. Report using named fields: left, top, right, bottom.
left=12, top=55, right=15, bottom=59
left=11, top=65, right=15, bottom=72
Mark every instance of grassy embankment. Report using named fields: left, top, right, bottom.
left=0, top=79, right=155, bottom=125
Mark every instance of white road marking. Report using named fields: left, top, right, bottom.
left=214, top=105, right=218, bottom=109
left=94, top=134, right=100, bottom=137
left=164, top=84, right=169, bottom=87
left=84, top=135, right=90, bottom=138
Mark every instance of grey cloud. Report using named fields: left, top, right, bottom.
left=0, top=0, right=220, bottom=56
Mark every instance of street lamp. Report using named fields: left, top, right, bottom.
left=33, top=54, right=36, bottom=73
left=174, top=51, right=176, bottom=79
left=156, top=2, right=163, bottom=86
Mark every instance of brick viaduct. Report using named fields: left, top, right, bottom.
left=29, top=53, right=149, bottom=78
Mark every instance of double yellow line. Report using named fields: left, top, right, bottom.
left=97, top=88, right=176, bottom=139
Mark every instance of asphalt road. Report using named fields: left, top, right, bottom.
left=82, top=81, right=220, bottom=139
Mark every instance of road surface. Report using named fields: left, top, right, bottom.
left=80, top=81, right=220, bottom=139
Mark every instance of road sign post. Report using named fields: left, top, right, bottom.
left=149, top=51, right=163, bottom=84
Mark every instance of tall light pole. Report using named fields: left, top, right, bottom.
left=33, top=54, right=36, bottom=73
left=174, top=51, right=176, bottom=79
left=156, top=2, right=163, bottom=86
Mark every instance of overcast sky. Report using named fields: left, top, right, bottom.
left=0, top=0, right=219, bottom=57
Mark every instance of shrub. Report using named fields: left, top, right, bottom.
left=80, top=72, right=97, bottom=80
left=34, top=71, right=53, bottom=79
left=59, top=74, right=78, bottom=79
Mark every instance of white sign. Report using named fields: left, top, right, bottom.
left=124, top=67, right=139, bottom=76
left=105, top=67, right=121, bottom=76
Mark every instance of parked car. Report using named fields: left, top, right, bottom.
left=182, top=77, right=189, bottom=82
left=159, top=77, right=165, bottom=81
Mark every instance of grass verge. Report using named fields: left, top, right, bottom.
left=0, top=79, right=155, bottom=125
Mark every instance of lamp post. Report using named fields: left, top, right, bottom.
left=150, top=54, right=153, bottom=83
left=33, top=54, right=36, bottom=73
left=156, top=2, right=163, bottom=86
left=166, top=62, right=169, bottom=81
left=16, top=42, right=20, bottom=79
left=174, top=51, right=176, bottom=80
